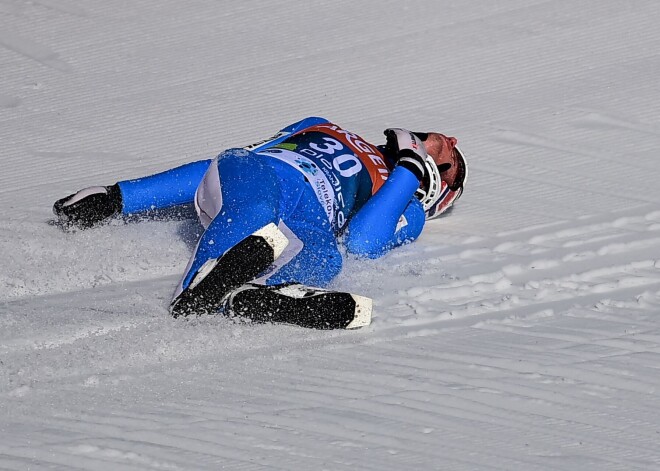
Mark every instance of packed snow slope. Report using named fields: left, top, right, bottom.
left=2, top=1, right=660, bottom=469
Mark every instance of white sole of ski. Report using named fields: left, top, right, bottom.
left=345, top=294, right=372, bottom=329
left=253, top=222, right=289, bottom=260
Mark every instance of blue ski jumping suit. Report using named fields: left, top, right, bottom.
left=115, top=117, right=426, bottom=295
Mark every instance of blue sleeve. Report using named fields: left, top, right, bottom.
left=344, top=166, right=426, bottom=258
left=117, top=159, right=211, bottom=214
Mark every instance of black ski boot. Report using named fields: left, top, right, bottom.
left=170, top=223, right=289, bottom=318
left=223, top=282, right=372, bottom=329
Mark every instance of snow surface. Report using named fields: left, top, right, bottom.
left=2, top=1, right=660, bottom=469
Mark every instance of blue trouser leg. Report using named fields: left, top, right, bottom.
left=267, top=184, right=343, bottom=287
left=180, top=150, right=280, bottom=292
left=118, top=160, right=212, bottom=213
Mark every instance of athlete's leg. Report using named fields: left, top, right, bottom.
left=176, top=149, right=282, bottom=295
left=265, top=184, right=343, bottom=287
left=220, top=184, right=370, bottom=329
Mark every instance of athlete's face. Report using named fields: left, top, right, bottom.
left=423, top=132, right=460, bottom=189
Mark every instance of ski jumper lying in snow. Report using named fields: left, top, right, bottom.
left=53, top=117, right=468, bottom=330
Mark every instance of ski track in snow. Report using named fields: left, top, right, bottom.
left=2, top=1, right=660, bottom=470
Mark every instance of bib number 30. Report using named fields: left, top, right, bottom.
left=309, top=137, right=362, bottom=178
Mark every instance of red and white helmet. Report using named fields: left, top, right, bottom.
left=416, top=144, right=468, bottom=220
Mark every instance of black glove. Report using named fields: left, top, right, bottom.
left=53, top=184, right=123, bottom=229
left=384, top=128, right=429, bottom=182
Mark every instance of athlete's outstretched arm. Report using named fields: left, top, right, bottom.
left=344, top=166, right=425, bottom=258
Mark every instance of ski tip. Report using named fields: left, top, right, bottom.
left=345, top=294, right=372, bottom=329
left=253, top=222, right=289, bottom=259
